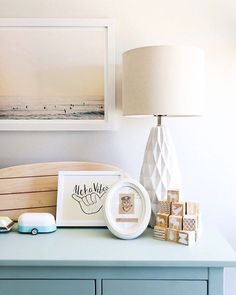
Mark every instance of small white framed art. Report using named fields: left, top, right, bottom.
left=104, top=179, right=151, bottom=239
left=56, top=171, right=124, bottom=226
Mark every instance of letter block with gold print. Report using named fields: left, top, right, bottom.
left=156, top=213, right=169, bottom=228
left=171, top=202, right=185, bottom=216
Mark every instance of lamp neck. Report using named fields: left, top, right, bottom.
left=154, top=115, right=166, bottom=126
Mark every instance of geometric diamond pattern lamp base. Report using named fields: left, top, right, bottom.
left=140, top=126, right=181, bottom=227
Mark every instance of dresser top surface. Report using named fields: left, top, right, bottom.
left=0, top=227, right=235, bottom=267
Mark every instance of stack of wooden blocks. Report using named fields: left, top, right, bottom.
left=154, top=190, right=200, bottom=246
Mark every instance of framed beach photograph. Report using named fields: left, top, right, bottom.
left=104, top=179, right=151, bottom=239
left=56, top=171, right=124, bottom=226
left=0, top=18, right=115, bottom=130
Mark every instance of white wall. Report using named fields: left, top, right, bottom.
left=0, top=0, right=235, bottom=293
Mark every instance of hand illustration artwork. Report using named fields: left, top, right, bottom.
left=72, top=187, right=105, bottom=215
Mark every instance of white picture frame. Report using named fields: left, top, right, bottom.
left=0, top=18, right=115, bottom=131
left=104, top=179, right=151, bottom=239
left=56, top=171, right=124, bottom=226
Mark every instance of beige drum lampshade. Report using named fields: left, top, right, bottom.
left=122, top=45, right=205, bottom=116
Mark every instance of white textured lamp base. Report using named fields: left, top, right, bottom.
left=140, top=126, right=181, bottom=227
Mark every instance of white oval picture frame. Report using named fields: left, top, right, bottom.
left=104, top=179, right=151, bottom=239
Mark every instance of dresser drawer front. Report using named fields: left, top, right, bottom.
left=0, top=279, right=94, bottom=295
left=103, top=280, right=207, bottom=295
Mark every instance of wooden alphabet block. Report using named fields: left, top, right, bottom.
left=178, top=230, right=196, bottom=246
left=153, top=226, right=167, bottom=241
left=169, top=215, right=182, bottom=230
left=166, top=228, right=178, bottom=242
left=156, top=213, right=169, bottom=228
left=183, top=215, right=198, bottom=231
left=171, top=202, right=185, bottom=216
left=158, top=201, right=171, bottom=215
left=167, top=190, right=179, bottom=202
left=186, top=201, right=200, bottom=215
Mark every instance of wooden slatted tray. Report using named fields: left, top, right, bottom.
left=0, top=161, right=122, bottom=221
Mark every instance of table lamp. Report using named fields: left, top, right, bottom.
left=122, top=45, right=205, bottom=226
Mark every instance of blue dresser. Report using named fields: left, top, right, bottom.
left=0, top=228, right=235, bottom=295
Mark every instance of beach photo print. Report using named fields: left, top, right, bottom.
left=0, top=19, right=115, bottom=130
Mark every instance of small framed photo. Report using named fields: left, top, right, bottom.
left=104, top=179, right=151, bottom=239
left=56, top=171, right=124, bottom=226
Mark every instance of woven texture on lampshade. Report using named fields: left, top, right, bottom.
left=122, top=45, right=205, bottom=116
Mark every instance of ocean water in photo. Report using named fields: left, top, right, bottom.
left=0, top=100, right=104, bottom=120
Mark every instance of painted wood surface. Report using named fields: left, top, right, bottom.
left=0, top=280, right=95, bottom=295
left=208, top=268, right=224, bottom=295
left=103, top=280, right=207, bottom=295
left=0, top=162, right=123, bottom=220
left=0, top=228, right=234, bottom=295
left=0, top=228, right=235, bottom=268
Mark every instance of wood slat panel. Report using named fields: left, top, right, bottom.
left=0, top=176, right=58, bottom=195
left=0, top=191, right=57, bottom=210
left=0, top=161, right=126, bottom=222
left=0, top=207, right=56, bottom=221
left=0, top=162, right=121, bottom=178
